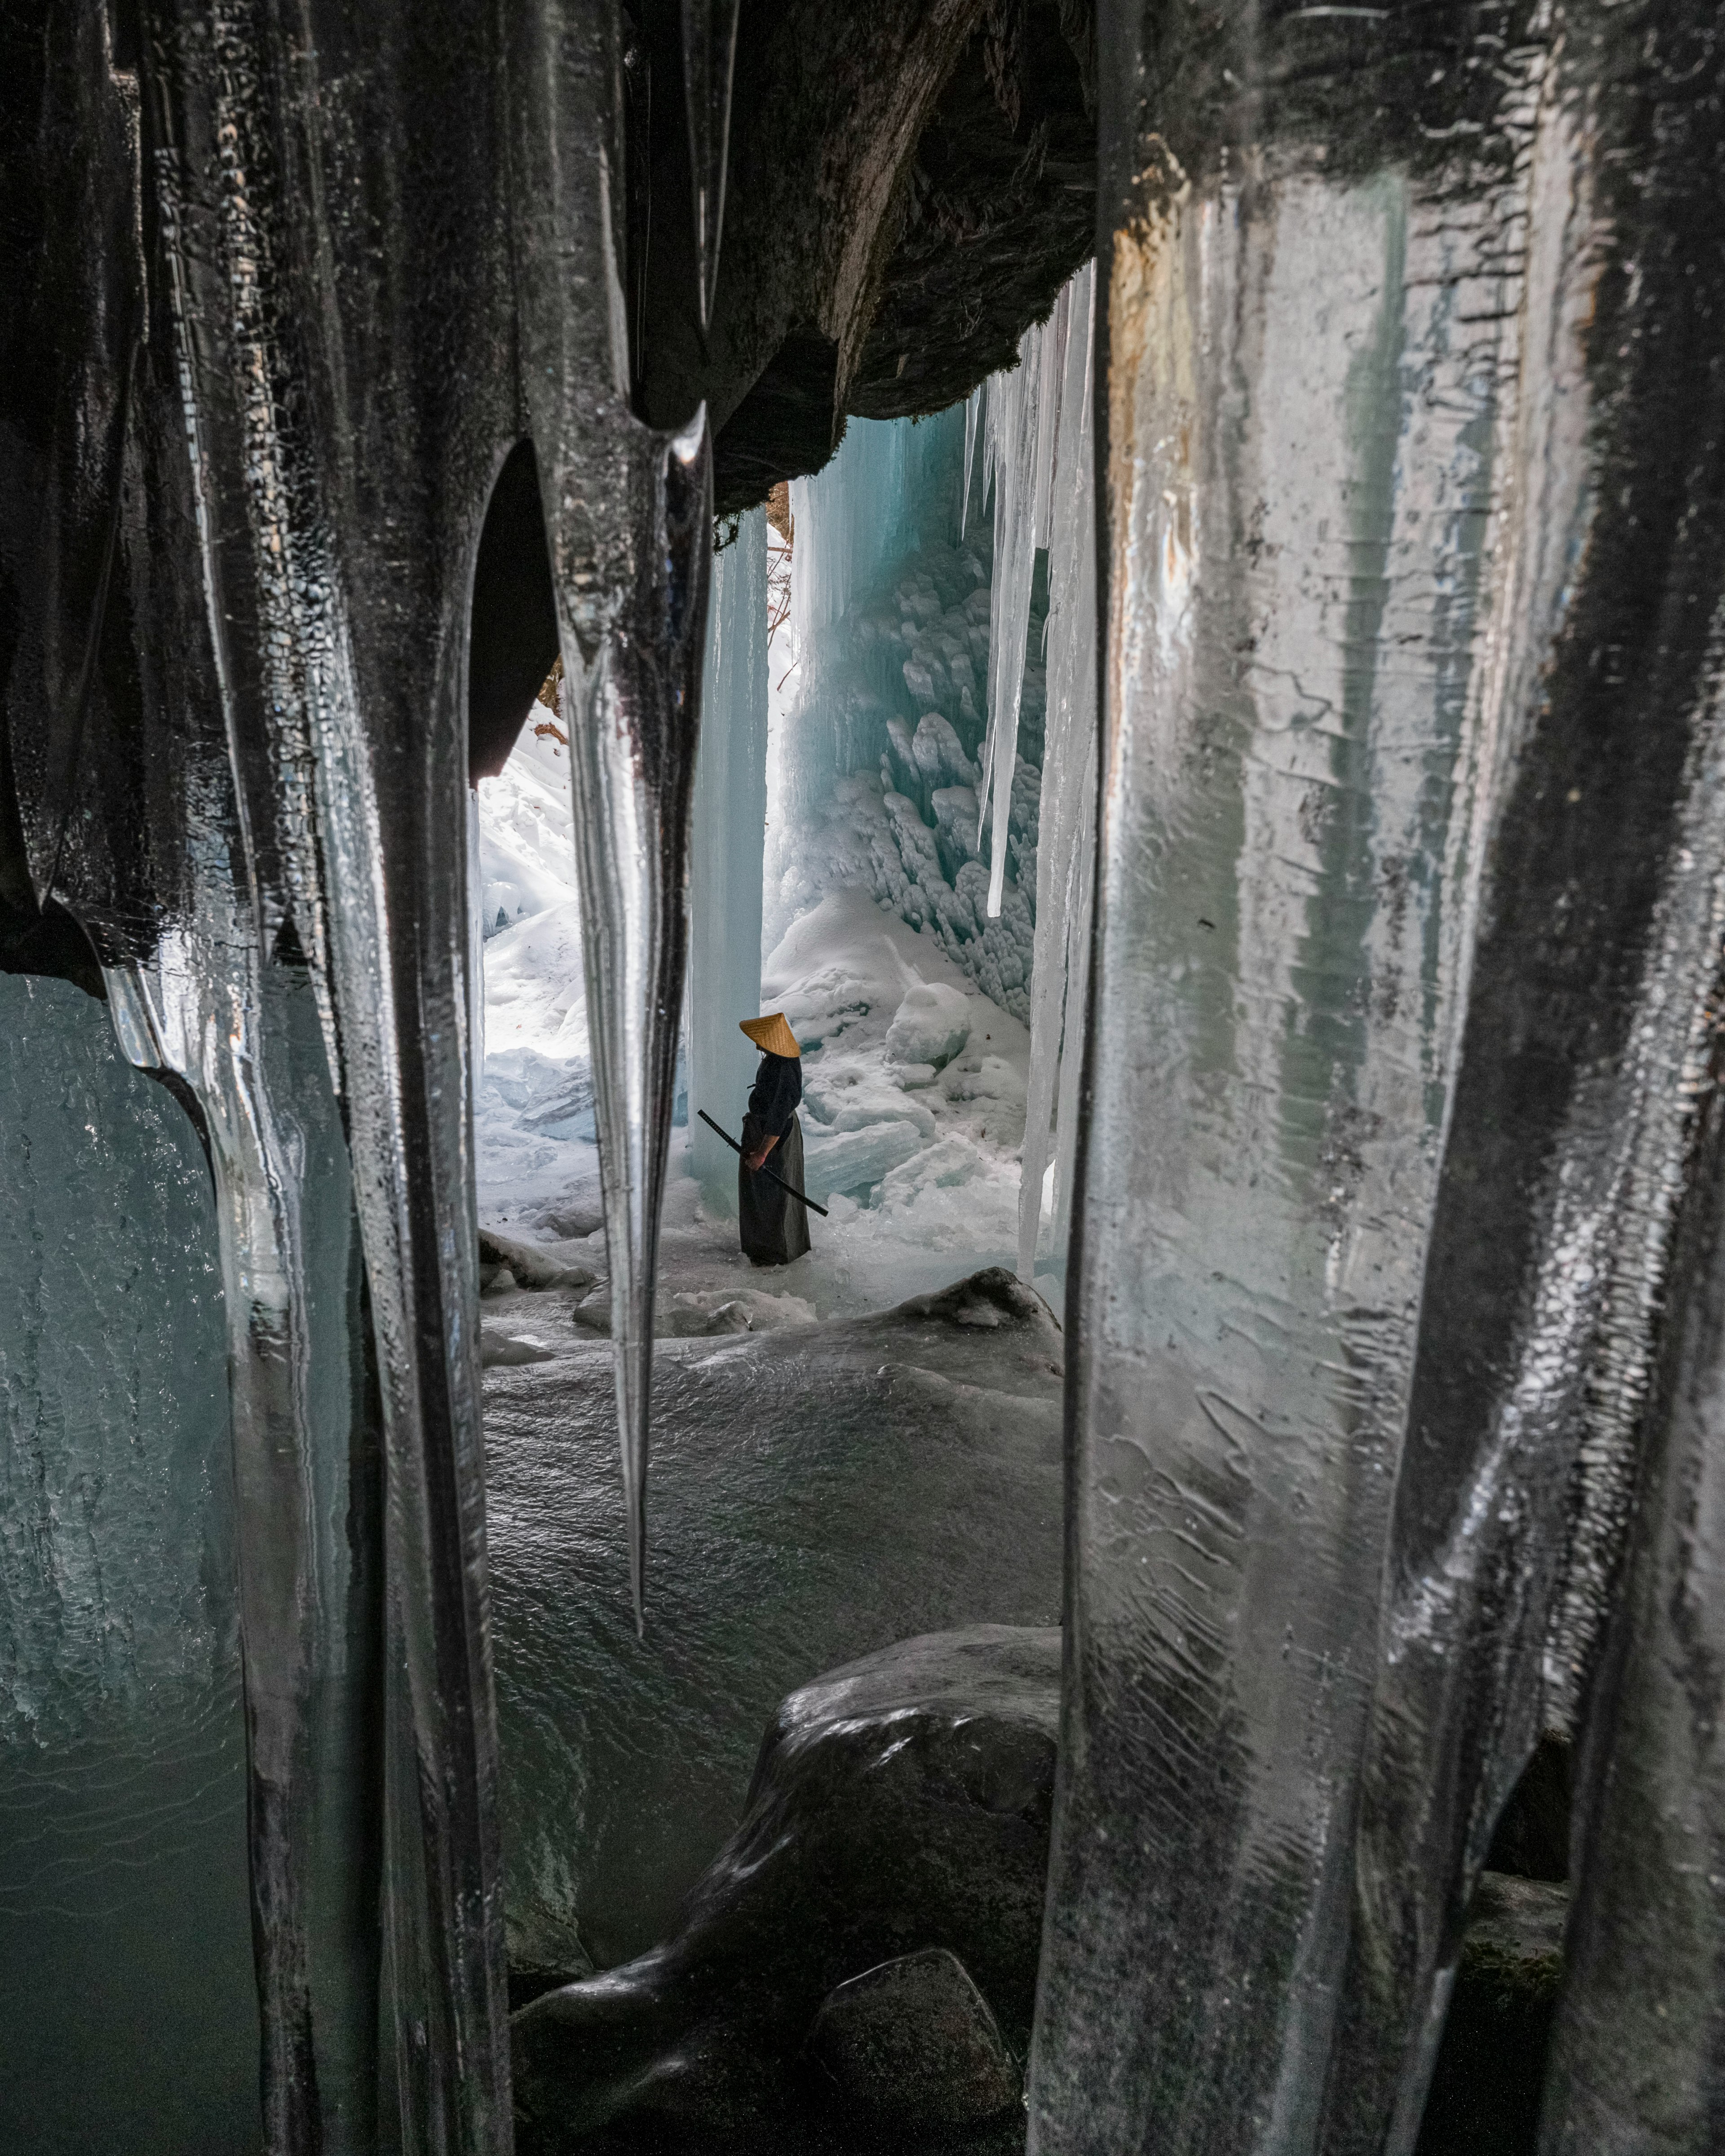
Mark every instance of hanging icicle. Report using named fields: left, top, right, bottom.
left=681, top=0, right=743, bottom=331
left=978, top=289, right=1068, bottom=919
left=1017, top=262, right=1096, bottom=1286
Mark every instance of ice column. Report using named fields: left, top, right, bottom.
left=1029, top=136, right=1554, bottom=2156
left=1031, top=8, right=1725, bottom=2152
left=107, top=829, right=385, bottom=2156
left=1017, top=262, right=1096, bottom=1285
left=681, top=1, right=743, bottom=329
left=979, top=290, right=1066, bottom=917
left=689, top=510, right=770, bottom=1210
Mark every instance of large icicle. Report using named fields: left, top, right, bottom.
left=689, top=510, right=770, bottom=1210
left=1031, top=10, right=1725, bottom=2153
left=979, top=296, right=1065, bottom=918
left=680, top=0, right=743, bottom=331
left=1017, top=262, right=1095, bottom=1286
left=513, top=0, right=713, bottom=1636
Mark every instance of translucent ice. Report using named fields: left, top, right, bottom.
left=1032, top=16, right=1725, bottom=2155
left=1017, top=262, right=1096, bottom=1285
left=688, top=510, right=770, bottom=1211
left=681, top=1, right=743, bottom=329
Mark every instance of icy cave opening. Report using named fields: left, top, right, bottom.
left=473, top=262, right=1097, bottom=1330
left=471, top=271, right=1098, bottom=1997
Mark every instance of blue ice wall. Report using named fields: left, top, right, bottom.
left=0, top=974, right=260, bottom=2154
left=766, top=408, right=1046, bottom=1019
left=688, top=509, right=770, bottom=1211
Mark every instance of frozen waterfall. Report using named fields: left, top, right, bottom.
left=688, top=510, right=770, bottom=1210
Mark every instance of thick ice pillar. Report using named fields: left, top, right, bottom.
left=689, top=511, right=770, bottom=1211
left=1018, top=262, right=1096, bottom=1285
left=1032, top=5, right=1725, bottom=2152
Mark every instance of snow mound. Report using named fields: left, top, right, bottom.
left=884, top=981, right=969, bottom=1069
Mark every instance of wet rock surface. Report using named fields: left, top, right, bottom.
left=485, top=1269, right=1065, bottom=1970
left=511, top=1624, right=1058, bottom=2154
left=809, top=1948, right=1022, bottom=2124
left=1416, top=1874, right=1569, bottom=2156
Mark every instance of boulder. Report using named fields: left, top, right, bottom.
left=512, top=1624, right=1059, bottom=2154
left=809, top=1948, right=1021, bottom=2124
left=480, top=1326, right=557, bottom=1370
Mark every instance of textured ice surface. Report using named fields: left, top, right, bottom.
left=0, top=976, right=258, bottom=2156
left=1018, top=264, right=1097, bottom=1285
left=482, top=1272, right=1063, bottom=1970
left=1033, top=18, right=1725, bottom=2150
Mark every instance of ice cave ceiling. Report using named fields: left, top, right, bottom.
left=6, top=1, right=1725, bottom=2155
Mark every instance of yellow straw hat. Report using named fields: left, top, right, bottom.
left=739, top=1011, right=801, bottom=1058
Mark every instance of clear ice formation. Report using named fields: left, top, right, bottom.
left=11, top=0, right=1725, bottom=2150
left=688, top=509, right=770, bottom=1212
left=978, top=292, right=1063, bottom=919
left=1016, top=263, right=1096, bottom=1284
left=680, top=0, right=744, bottom=331
left=1031, top=6, right=1725, bottom=2154
left=0, top=974, right=259, bottom=2149
left=4, top=0, right=710, bottom=2147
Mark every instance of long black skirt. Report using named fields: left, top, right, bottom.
left=739, top=1112, right=811, bottom=1266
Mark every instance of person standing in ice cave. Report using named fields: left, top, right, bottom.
left=737, top=1013, right=811, bottom=1266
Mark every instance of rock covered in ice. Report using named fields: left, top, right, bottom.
left=809, top=1948, right=1022, bottom=2125
left=478, top=1229, right=597, bottom=1293
left=510, top=1623, right=1058, bottom=2149
left=885, top=981, right=970, bottom=1069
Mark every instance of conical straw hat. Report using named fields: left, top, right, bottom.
left=739, top=1011, right=801, bottom=1058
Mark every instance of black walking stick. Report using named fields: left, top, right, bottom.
left=697, top=1110, right=830, bottom=1217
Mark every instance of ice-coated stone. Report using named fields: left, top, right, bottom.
left=885, top=982, right=970, bottom=1070
left=809, top=1948, right=1022, bottom=2123
left=510, top=1623, right=1059, bottom=2150
left=480, top=1328, right=558, bottom=1370
left=478, top=1229, right=597, bottom=1293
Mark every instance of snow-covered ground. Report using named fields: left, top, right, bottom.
left=473, top=726, right=1053, bottom=1329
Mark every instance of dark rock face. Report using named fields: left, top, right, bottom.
left=810, top=1948, right=1022, bottom=2125
left=623, top=0, right=1098, bottom=512
left=1416, top=1874, right=1569, bottom=2156
left=513, top=1609, right=1568, bottom=2156
left=1485, top=1732, right=1572, bottom=1885
left=846, top=1, right=1096, bottom=424
left=510, top=1624, right=1059, bottom=2153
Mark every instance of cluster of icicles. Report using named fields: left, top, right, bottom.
left=964, top=264, right=1101, bottom=1285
